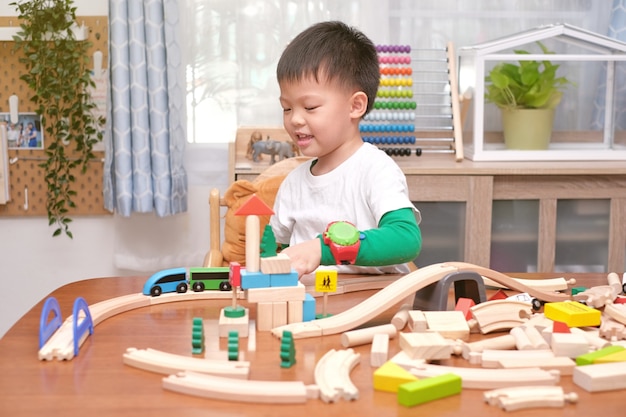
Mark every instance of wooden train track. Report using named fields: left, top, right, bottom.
left=40, top=261, right=579, bottom=360
left=123, top=347, right=251, bottom=378
left=313, top=349, right=360, bottom=403
left=163, top=371, right=316, bottom=404
left=271, top=262, right=577, bottom=339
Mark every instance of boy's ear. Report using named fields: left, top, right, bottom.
left=350, top=91, right=368, bottom=118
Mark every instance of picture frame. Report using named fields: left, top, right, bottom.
left=1, top=112, right=44, bottom=150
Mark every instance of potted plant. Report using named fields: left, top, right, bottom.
left=484, top=42, right=571, bottom=150
left=11, top=0, right=104, bottom=237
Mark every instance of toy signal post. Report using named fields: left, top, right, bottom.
left=315, top=269, right=337, bottom=318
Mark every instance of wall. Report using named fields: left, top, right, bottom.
left=0, top=2, right=231, bottom=339
left=0, top=144, right=229, bottom=338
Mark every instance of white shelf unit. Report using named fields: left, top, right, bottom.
left=458, top=23, right=626, bottom=161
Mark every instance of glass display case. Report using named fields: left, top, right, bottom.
left=458, top=24, right=626, bottom=161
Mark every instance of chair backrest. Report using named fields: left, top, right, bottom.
left=203, top=156, right=311, bottom=267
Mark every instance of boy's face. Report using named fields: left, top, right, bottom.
left=279, top=75, right=365, bottom=163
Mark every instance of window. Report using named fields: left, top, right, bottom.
left=182, top=0, right=613, bottom=144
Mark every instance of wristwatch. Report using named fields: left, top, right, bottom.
left=323, top=221, right=362, bottom=265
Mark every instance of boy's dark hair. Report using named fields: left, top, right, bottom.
left=277, top=21, right=379, bottom=115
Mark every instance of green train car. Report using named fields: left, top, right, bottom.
left=189, top=267, right=232, bottom=292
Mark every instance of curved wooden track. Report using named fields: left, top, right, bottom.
left=271, top=262, right=576, bottom=339
left=163, top=371, right=314, bottom=404
left=313, top=349, right=360, bottom=403
left=123, top=347, right=250, bottom=378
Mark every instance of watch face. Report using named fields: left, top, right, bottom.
left=327, top=221, right=359, bottom=246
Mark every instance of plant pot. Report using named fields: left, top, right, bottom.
left=501, top=107, right=556, bottom=150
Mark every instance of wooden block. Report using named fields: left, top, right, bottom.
left=497, top=356, right=576, bottom=375
left=407, top=310, right=427, bottom=332
left=570, top=327, right=611, bottom=350
left=240, top=270, right=270, bottom=290
left=370, top=333, right=390, bottom=367
left=488, top=289, right=508, bottom=300
left=553, top=321, right=571, bottom=333
left=270, top=271, right=298, bottom=287
left=573, top=361, right=626, bottom=392
left=260, top=253, right=292, bottom=275
left=481, top=349, right=555, bottom=369
left=524, top=313, right=555, bottom=332
left=544, top=301, right=601, bottom=328
left=576, top=345, right=626, bottom=365
left=272, top=301, right=287, bottom=328
left=372, top=361, right=418, bottom=393
left=550, top=332, right=589, bottom=358
left=511, top=325, right=549, bottom=350
left=287, top=300, right=303, bottom=324
left=423, top=311, right=470, bottom=341
left=397, top=373, right=461, bottom=407
left=218, top=308, right=249, bottom=338
left=593, top=348, right=626, bottom=363
left=245, top=282, right=305, bottom=303
left=604, top=302, right=626, bottom=326
left=455, top=297, right=475, bottom=320
left=302, top=293, right=316, bottom=322
left=459, top=334, right=517, bottom=361
left=341, top=323, right=397, bottom=348
left=391, top=303, right=411, bottom=330
left=399, top=332, right=452, bottom=361
left=256, top=302, right=273, bottom=331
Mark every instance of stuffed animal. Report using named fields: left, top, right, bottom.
left=220, top=175, right=286, bottom=266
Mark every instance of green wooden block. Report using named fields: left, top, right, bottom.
left=397, top=373, right=462, bottom=407
left=576, top=345, right=626, bottom=366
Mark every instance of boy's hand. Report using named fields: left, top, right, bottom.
left=280, top=238, right=321, bottom=278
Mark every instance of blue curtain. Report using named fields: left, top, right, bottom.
left=104, top=0, right=187, bottom=217
left=591, top=0, right=626, bottom=131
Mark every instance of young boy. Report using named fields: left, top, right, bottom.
left=270, top=21, right=422, bottom=278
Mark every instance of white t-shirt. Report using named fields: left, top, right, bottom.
left=270, top=142, right=420, bottom=274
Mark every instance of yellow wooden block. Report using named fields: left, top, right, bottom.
left=543, top=301, right=601, bottom=328
left=594, top=349, right=626, bottom=364
left=373, top=361, right=418, bottom=393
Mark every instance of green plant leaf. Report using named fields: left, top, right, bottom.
left=13, top=0, right=104, bottom=238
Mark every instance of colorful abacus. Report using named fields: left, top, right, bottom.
left=362, top=42, right=463, bottom=160
left=364, top=44, right=419, bottom=157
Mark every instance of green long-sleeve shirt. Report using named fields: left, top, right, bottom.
left=318, top=207, right=421, bottom=266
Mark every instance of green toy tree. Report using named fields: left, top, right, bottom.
left=260, top=224, right=277, bottom=258
left=280, top=330, right=296, bottom=368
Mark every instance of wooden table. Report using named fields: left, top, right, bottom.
left=0, top=273, right=621, bottom=416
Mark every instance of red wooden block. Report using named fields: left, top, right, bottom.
left=553, top=320, right=571, bottom=333
left=234, top=194, right=274, bottom=216
left=488, top=289, right=508, bottom=301
left=229, top=262, right=241, bottom=287
left=613, top=296, right=626, bottom=305
left=454, top=297, right=476, bottom=321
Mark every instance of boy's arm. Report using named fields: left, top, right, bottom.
left=319, top=207, right=422, bottom=266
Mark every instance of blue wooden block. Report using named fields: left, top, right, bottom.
left=270, top=270, right=298, bottom=287
left=303, top=293, right=316, bottom=322
left=240, top=270, right=270, bottom=289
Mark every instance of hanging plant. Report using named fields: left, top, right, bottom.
left=11, top=0, right=104, bottom=237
